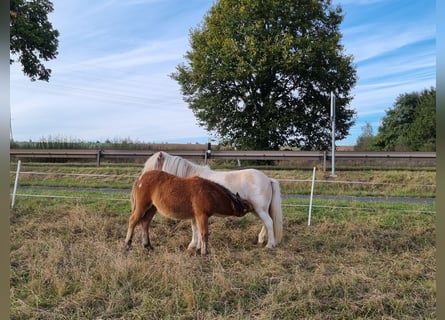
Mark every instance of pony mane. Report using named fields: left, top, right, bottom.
left=142, top=152, right=163, bottom=173
left=161, top=152, right=211, bottom=177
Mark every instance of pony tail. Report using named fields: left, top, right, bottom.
left=270, top=179, right=283, bottom=243
left=130, top=180, right=137, bottom=212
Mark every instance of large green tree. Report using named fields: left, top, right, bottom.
left=10, top=0, right=59, bottom=81
left=172, top=0, right=357, bottom=150
left=373, top=88, right=436, bottom=151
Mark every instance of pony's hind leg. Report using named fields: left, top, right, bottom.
left=258, top=226, right=268, bottom=244
left=255, top=209, right=276, bottom=248
left=195, top=214, right=209, bottom=255
left=141, top=206, right=157, bottom=252
left=125, top=203, right=151, bottom=250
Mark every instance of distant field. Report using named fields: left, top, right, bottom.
left=10, top=163, right=436, bottom=319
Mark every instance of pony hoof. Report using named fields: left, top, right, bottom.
left=187, top=250, right=196, bottom=257
left=198, top=249, right=209, bottom=256
left=144, top=244, right=154, bottom=252
left=185, top=249, right=200, bottom=256
left=255, top=240, right=266, bottom=247
left=190, top=248, right=208, bottom=256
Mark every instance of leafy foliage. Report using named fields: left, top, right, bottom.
left=407, top=88, right=436, bottom=151
left=172, top=0, right=357, bottom=150
left=355, top=122, right=376, bottom=151
left=10, top=0, right=59, bottom=81
left=373, top=88, right=436, bottom=151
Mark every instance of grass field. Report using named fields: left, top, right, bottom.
left=10, top=164, right=436, bottom=319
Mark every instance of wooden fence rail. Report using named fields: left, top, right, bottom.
left=10, top=149, right=436, bottom=168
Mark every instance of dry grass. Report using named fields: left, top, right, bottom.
left=10, top=198, right=435, bottom=319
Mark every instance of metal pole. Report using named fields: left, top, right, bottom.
left=308, top=166, right=316, bottom=226
left=330, top=92, right=336, bottom=177
left=11, top=160, right=21, bottom=208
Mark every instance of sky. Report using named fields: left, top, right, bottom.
left=10, top=0, right=436, bottom=146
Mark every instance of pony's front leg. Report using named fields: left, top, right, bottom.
left=187, top=219, right=200, bottom=252
left=141, top=207, right=156, bottom=252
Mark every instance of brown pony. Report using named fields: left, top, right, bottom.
left=125, top=170, right=253, bottom=255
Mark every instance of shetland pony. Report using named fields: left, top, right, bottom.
left=137, top=151, right=283, bottom=248
left=125, top=170, right=253, bottom=255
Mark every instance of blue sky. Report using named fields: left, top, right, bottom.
left=10, top=0, right=436, bottom=146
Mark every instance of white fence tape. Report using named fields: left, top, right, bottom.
left=15, top=171, right=138, bottom=179
left=10, top=167, right=435, bottom=214
left=14, top=193, right=129, bottom=202
left=12, top=170, right=436, bottom=188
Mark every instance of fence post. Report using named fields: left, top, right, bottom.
left=323, top=151, right=326, bottom=172
left=205, top=141, right=211, bottom=165
left=308, top=166, right=316, bottom=226
left=96, top=150, right=102, bottom=167
left=11, top=160, right=22, bottom=208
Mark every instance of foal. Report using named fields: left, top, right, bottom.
left=125, top=170, right=253, bottom=255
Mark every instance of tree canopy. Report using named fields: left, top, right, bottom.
left=372, top=87, right=436, bottom=151
left=10, top=0, right=59, bottom=81
left=172, top=0, right=357, bottom=150
left=355, top=122, right=375, bottom=151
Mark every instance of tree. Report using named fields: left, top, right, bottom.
left=355, top=122, right=375, bottom=151
left=172, top=0, right=357, bottom=150
left=373, top=92, right=418, bottom=151
left=10, top=0, right=59, bottom=81
left=373, top=88, right=436, bottom=151
left=406, top=88, right=436, bottom=151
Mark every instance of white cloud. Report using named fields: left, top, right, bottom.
left=343, top=24, right=435, bottom=63
left=356, top=49, right=435, bottom=82
left=70, top=38, right=188, bottom=70
left=351, top=76, right=435, bottom=113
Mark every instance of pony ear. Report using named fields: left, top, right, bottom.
left=236, top=192, right=240, bottom=197
left=157, top=152, right=163, bottom=161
